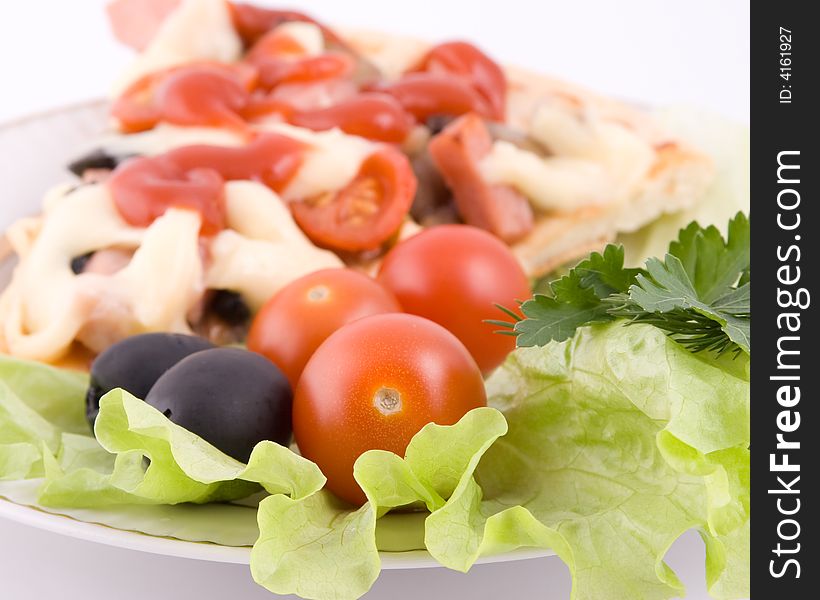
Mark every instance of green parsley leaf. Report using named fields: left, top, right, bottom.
left=628, top=214, right=751, bottom=353
left=512, top=251, right=632, bottom=347
left=499, top=213, right=751, bottom=357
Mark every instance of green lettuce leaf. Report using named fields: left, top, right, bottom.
left=2, top=327, right=749, bottom=600
left=38, top=388, right=325, bottom=507
left=0, top=356, right=89, bottom=481
left=475, top=323, right=750, bottom=600
left=251, top=323, right=749, bottom=600
left=252, top=407, right=508, bottom=600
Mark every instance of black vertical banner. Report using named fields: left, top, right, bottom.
left=752, top=2, right=817, bottom=597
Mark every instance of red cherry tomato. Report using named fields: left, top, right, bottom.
left=427, top=113, right=533, bottom=243
left=293, top=313, right=486, bottom=505
left=415, top=41, right=507, bottom=121
left=247, top=268, right=402, bottom=387
left=290, top=146, right=416, bottom=252
left=377, top=225, right=531, bottom=373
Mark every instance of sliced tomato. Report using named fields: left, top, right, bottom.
left=415, top=41, right=507, bottom=121
left=290, top=147, right=416, bottom=251
left=381, top=73, right=493, bottom=122
left=290, top=94, right=413, bottom=143
left=427, top=113, right=533, bottom=243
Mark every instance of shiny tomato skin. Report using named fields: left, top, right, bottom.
left=247, top=268, right=402, bottom=387
left=293, top=313, right=486, bottom=505
left=290, top=146, right=416, bottom=252
left=377, top=225, right=531, bottom=374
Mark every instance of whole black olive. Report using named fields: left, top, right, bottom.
left=145, top=348, right=293, bottom=462
left=86, top=333, right=213, bottom=429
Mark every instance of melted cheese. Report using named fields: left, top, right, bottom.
left=276, top=22, right=325, bottom=56
left=207, top=181, right=343, bottom=309
left=111, top=0, right=242, bottom=96
left=259, top=123, right=375, bottom=200
left=94, top=124, right=244, bottom=158
left=92, top=123, right=374, bottom=204
left=480, top=100, right=656, bottom=212
left=0, top=180, right=342, bottom=362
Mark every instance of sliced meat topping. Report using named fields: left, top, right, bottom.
left=427, top=113, right=533, bottom=243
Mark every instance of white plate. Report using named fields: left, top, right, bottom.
left=0, top=102, right=554, bottom=570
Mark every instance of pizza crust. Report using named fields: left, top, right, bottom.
left=344, top=29, right=714, bottom=277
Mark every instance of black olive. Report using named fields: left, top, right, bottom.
left=425, top=115, right=454, bottom=136
left=145, top=348, right=293, bottom=462
left=410, top=151, right=453, bottom=224
left=208, top=290, right=251, bottom=326
left=70, top=252, right=94, bottom=275
left=86, top=333, right=214, bottom=429
left=67, top=149, right=129, bottom=177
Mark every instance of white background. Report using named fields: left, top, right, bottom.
left=0, top=1, right=749, bottom=599
left=0, top=0, right=749, bottom=123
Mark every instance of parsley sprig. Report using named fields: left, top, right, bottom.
left=491, top=213, right=750, bottom=356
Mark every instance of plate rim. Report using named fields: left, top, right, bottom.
left=0, top=496, right=554, bottom=569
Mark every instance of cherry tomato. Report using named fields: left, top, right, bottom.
left=247, top=268, right=402, bottom=387
left=293, top=313, right=486, bottom=505
left=427, top=113, right=533, bottom=243
left=415, top=42, right=507, bottom=121
left=290, top=146, right=416, bottom=252
left=377, top=225, right=531, bottom=374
